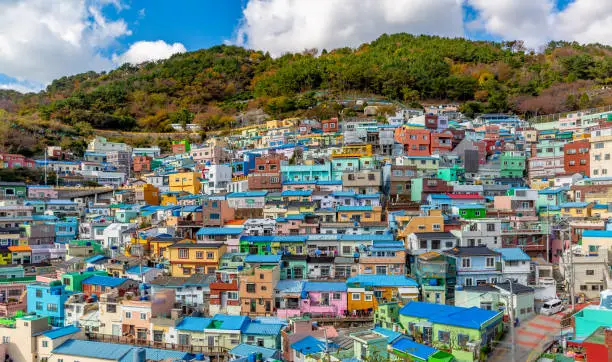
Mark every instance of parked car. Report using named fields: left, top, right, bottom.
left=540, top=298, right=564, bottom=315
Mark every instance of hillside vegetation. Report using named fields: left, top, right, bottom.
left=2, top=34, right=612, bottom=140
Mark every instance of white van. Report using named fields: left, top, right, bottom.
left=540, top=298, right=564, bottom=316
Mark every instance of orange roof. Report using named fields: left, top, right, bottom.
left=224, top=220, right=246, bottom=226
left=8, top=245, right=31, bottom=252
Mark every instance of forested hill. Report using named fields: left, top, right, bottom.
left=4, top=33, right=612, bottom=133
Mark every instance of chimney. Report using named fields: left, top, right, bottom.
left=132, top=348, right=146, bottom=362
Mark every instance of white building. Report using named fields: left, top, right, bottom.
left=203, top=165, right=232, bottom=195
left=243, top=218, right=276, bottom=236
left=495, top=248, right=532, bottom=285
left=451, top=219, right=503, bottom=249
left=102, top=223, right=138, bottom=250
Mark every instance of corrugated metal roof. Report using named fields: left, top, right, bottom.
left=196, top=227, right=244, bottom=236
left=82, top=275, right=129, bottom=287
left=391, top=337, right=438, bottom=360
left=230, top=344, right=278, bottom=359
left=240, top=321, right=283, bottom=335
left=303, top=281, right=347, bottom=292
left=494, top=248, right=531, bottom=261
left=275, top=280, right=305, bottom=294
left=399, top=301, right=501, bottom=329
left=244, top=254, right=281, bottom=263
left=43, top=325, right=81, bottom=339
left=176, top=316, right=212, bottom=331
left=347, top=275, right=418, bottom=287
left=209, top=314, right=248, bottom=330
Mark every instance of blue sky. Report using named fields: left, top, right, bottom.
left=0, top=0, right=609, bottom=93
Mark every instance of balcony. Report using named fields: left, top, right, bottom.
left=501, top=227, right=544, bottom=235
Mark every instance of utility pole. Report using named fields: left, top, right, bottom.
left=508, top=279, right=516, bottom=362
left=567, top=226, right=575, bottom=311
left=546, top=204, right=550, bottom=263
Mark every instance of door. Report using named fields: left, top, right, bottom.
left=178, top=334, right=190, bottom=345
left=250, top=300, right=256, bottom=313
left=112, top=324, right=121, bottom=336
left=208, top=336, right=215, bottom=347
left=221, top=291, right=228, bottom=308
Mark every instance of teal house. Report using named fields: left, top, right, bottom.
left=240, top=320, right=284, bottom=349
left=350, top=327, right=402, bottom=360
left=280, top=255, right=307, bottom=280
left=0, top=182, right=27, bottom=199
left=437, top=166, right=464, bottom=182
left=499, top=151, right=525, bottom=178
left=281, top=163, right=334, bottom=182
left=399, top=301, right=502, bottom=362
left=536, top=187, right=569, bottom=210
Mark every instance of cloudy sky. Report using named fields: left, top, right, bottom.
left=1, top=0, right=611, bottom=93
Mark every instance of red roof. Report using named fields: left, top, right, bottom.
left=446, top=193, right=484, bottom=200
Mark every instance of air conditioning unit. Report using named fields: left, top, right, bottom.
left=176, top=264, right=182, bottom=268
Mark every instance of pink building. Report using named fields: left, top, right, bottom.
left=0, top=154, right=35, bottom=169
left=27, top=186, right=59, bottom=200
left=276, top=216, right=319, bottom=235
left=0, top=284, right=27, bottom=317
left=300, top=282, right=347, bottom=317
left=121, top=289, right=175, bottom=341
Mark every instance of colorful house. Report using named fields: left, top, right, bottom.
left=168, top=242, right=227, bottom=276
left=336, top=205, right=382, bottom=223
left=168, top=172, right=201, bottom=195
left=301, top=281, right=347, bottom=317
left=27, top=281, right=73, bottom=326
left=399, top=301, right=503, bottom=362
left=347, top=275, right=420, bottom=316
left=452, top=204, right=487, bottom=219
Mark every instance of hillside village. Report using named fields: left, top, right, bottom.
left=0, top=104, right=611, bottom=362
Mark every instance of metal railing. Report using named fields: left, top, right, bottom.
left=86, top=332, right=229, bottom=355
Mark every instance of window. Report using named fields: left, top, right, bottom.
left=462, top=258, right=471, bottom=268
left=419, top=240, right=428, bottom=249
left=445, top=241, right=454, bottom=248
left=586, top=270, right=594, bottom=276
left=106, top=304, right=116, bottom=313
left=351, top=293, right=361, bottom=300
left=125, top=312, right=132, bottom=318
left=487, top=223, right=495, bottom=232
left=246, top=284, right=256, bottom=293
left=486, top=257, right=495, bottom=267
left=42, top=340, right=48, bottom=348
left=178, top=248, right=189, bottom=259
left=333, top=293, right=341, bottom=300
left=2, top=336, right=8, bottom=344
left=36, top=289, right=42, bottom=298
left=438, top=331, right=450, bottom=343
left=432, top=224, right=441, bottom=231
left=195, top=251, right=204, bottom=259
left=36, top=301, right=43, bottom=310
left=376, top=266, right=387, bottom=275
left=210, top=213, right=219, bottom=219
left=342, top=246, right=352, bottom=255
left=183, top=268, right=192, bottom=275
left=140, top=313, right=147, bottom=320
left=47, top=303, right=58, bottom=312
left=207, top=252, right=214, bottom=259
left=580, top=285, right=587, bottom=291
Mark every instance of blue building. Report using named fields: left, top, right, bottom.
left=27, top=281, right=73, bottom=326
left=51, top=217, right=79, bottom=243
left=444, top=246, right=502, bottom=287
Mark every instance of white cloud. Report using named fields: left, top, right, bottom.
left=112, top=40, right=186, bottom=65
left=0, top=82, right=43, bottom=94
left=0, top=0, right=131, bottom=87
left=235, top=0, right=466, bottom=55
left=467, top=0, right=612, bottom=48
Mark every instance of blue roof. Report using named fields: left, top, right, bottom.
left=494, top=248, right=531, bottom=261
left=181, top=205, right=202, bottom=212
left=176, top=316, right=212, bottom=331
left=52, top=340, right=191, bottom=361
left=281, top=190, right=313, bottom=197
left=291, top=336, right=338, bottom=355
left=211, top=314, right=249, bottom=330
left=331, top=191, right=357, bottom=197
left=429, top=194, right=451, bottom=200
left=241, top=235, right=307, bottom=243
left=391, top=337, right=438, bottom=360
left=82, top=275, right=129, bottom=287
left=336, top=205, right=373, bottom=212
left=370, top=241, right=405, bottom=251
left=372, top=327, right=402, bottom=343
left=399, top=301, right=501, bottom=329
left=347, top=275, right=418, bottom=287
left=356, top=193, right=381, bottom=199
left=303, top=281, right=347, bottom=292
left=454, top=203, right=486, bottom=209
left=275, top=280, right=305, bottom=293
left=538, top=187, right=566, bottom=195
left=240, top=321, right=284, bottom=335
left=230, top=344, right=278, bottom=359
left=227, top=191, right=268, bottom=198
left=593, top=203, right=609, bottom=209
left=244, top=254, right=281, bottom=263
left=583, top=230, right=612, bottom=238
left=560, top=202, right=590, bottom=208
left=43, top=326, right=81, bottom=339
left=196, top=227, right=244, bottom=236
left=85, top=255, right=108, bottom=264
left=125, top=266, right=155, bottom=275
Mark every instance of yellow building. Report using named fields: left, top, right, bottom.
left=168, top=242, right=227, bottom=276
left=0, top=248, right=11, bottom=264
left=331, top=144, right=373, bottom=158
left=149, top=237, right=193, bottom=260
left=396, top=209, right=445, bottom=247
left=560, top=202, right=593, bottom=218
left=141, top=184, right=160, bottom=205
left=169, top=172, right=201, bottom=195
left=337, top=206, right=382, bottom=223
left=590, top=132, right=612, bottom=177
left=160, top=191, right=181, bottom=206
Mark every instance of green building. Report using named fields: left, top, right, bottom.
left=350, top=329, right=392, bottom=360
left=452, top=204, right=487, bottom=219
left=499, top=151, right=525, bottom=178
left=413, top=253, right=456, bottom=305
left=373, top=302, right=401, bottom=331
left=61, top=270, right=108, bottom=292
left=399, top=301, right=502, bottom=362
left=219, top=253, right=247, bottom=270
left=0, top=182, right=26, bottom=199
left=437, top=166, right=464, bottom=182
left=573, top=303, right=612, bottom=340
left=280, top=255, right=307, bottom=280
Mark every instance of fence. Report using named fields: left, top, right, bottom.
left=86, top=332, right=229, bottom=356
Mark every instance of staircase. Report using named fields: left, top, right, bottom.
left=553, top=266, right=566, bottom=294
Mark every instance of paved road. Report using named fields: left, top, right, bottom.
left=490, top=313, right=564, bottom=362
